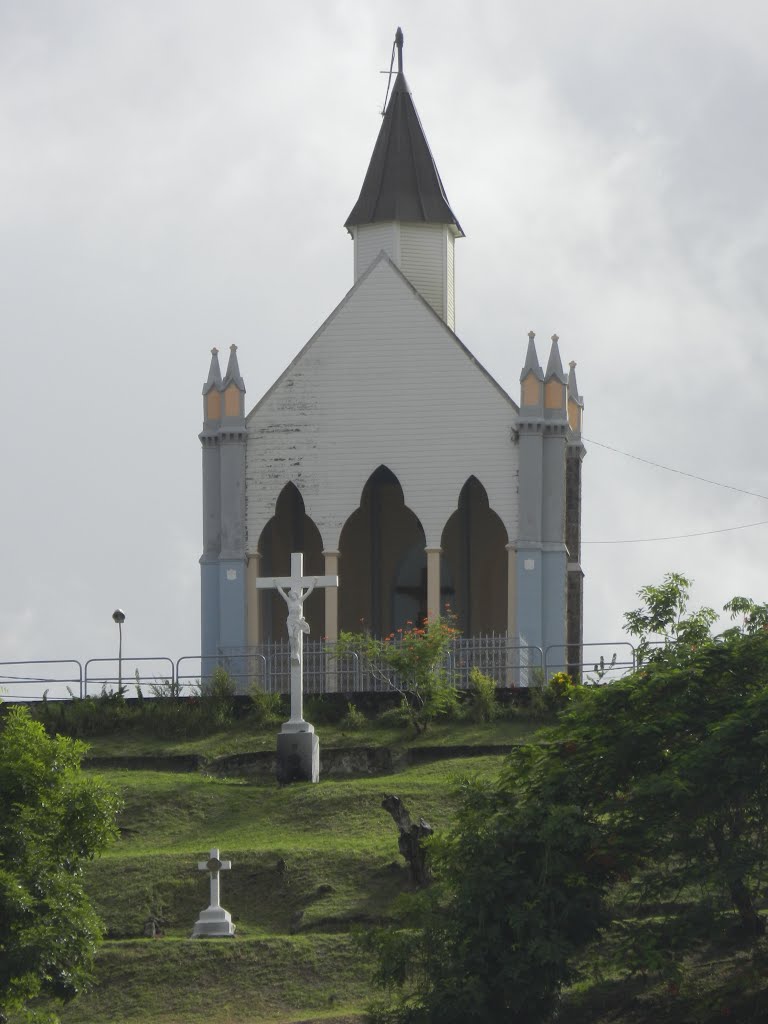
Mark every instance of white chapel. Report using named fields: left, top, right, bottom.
left=199, top=29, right=585, bottom=675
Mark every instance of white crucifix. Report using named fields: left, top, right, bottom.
left=255, top=552, right=338, bottom=733
left=191, top=847, right=235, bottom=937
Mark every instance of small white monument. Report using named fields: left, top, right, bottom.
left=191, top=848, right=236, bottom=938
left=255, top=552, right=338, bottom=782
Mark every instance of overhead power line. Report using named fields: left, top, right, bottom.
left=583, top=436, right=768, bottom=503
left=579, top=435, right=768, bottom=544
left=582, top=519, right=768, bottom=545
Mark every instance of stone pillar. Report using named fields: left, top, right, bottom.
left=506, top=543, right=517, bottom=639
left=246, top=552, right=262, bottom=647
left=323, top=550, right=340, bottom=642
left=323, top=550, right=340, bottom=693
left=425, top=547, right=442, bottom=622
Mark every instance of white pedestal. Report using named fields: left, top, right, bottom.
left=277, top=728, right=320, bottom=783
left=191, top=904, right=236, bottom=938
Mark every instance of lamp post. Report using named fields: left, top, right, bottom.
left=112, top=609, right=126, bottom=697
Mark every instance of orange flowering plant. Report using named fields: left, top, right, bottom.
left=335, top=617, right=459, bottom=734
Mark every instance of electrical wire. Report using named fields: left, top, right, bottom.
left=583, top=436, right=768, bottom=502
left=580, top=436, right=768, bottom=544
left=583, top=519, right=768, bottom=545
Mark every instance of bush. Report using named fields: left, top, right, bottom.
left=528, top=671, right=577, bottom=716
left=201, top=666, right=236, bottom=726
left=375, top=703, right=413, bottom=730
left=335, top=618, right=460, bottom=735
left=0, top=707, right=122, bottom=1020
left=464, top=668, right=499, bottom=722
left=248, top=686, right=284, bottom=727
left=340, top=701, right=367, bottom=731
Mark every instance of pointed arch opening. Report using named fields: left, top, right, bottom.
left=440, top=476, right=508, bottom=635
left=257, top=482, right=324, bottom=642
left=338, top=466, right=439, bottom=636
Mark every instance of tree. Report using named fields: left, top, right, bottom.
left=370, top=577, right=768, bottom=1022
left=0, top=706, right=121, bottom=1022
left=335, top=618, right=459, bottom=733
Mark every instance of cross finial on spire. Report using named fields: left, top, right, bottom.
left=396, top=27, right=403, bottom=73
left=528, top=330, right=536, bottom=341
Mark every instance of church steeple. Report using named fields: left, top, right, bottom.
left=346, top=29, right=462, bottom=329
left=345, top=29, right=462, bottom=234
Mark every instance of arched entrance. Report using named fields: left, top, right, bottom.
left=338, top=466, right=426, bottom=637
left=257, top=482, right=324, bottom=641
left=441, top=476, right=508, bottom=634
left=393, top=542, right=454, bottom=631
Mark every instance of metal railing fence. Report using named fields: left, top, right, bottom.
left=2, top=639, right=640, bottom=701
left=0, top=660, right=84, bottom=700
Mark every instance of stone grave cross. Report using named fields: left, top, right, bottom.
left=255, top=552, right=338, bottom=733
left=191, top=847, right=235, bottom=937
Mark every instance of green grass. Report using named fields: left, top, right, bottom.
left=80, top=716, right=539, bottom=759
left=31, top=716, right=767, bottom=1024
left=48, top=750, right=506, bottom=1022
left=57, top=936, right=369, bottom=1024
left=87, top=757, right=501, bottom=938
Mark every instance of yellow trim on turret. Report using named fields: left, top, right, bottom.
left=206, top=391, right=222, bottom=420
left=544, top=379, right=565, bottom=410
left=568, top=397, right=582, bottom=431
left=521, top=373, right=542, bottom=407
left=224, top=384, right=241, bottom=417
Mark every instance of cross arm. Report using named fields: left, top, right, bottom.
left=254, top=575, right=338, bottom=590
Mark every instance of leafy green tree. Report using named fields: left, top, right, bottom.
left=335, top=618, right=459, bottom=734
left=0, top=707, right=121, bottom=1022
left=370, top=577, right=768, bottom=1022
left=624, top=570, right=717, bottom=662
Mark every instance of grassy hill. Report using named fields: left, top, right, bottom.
left=52, top=715, right=520, bottom=1024
left=22, top=711, right=767, bottom=1024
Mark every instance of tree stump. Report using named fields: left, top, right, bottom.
left=382, top=794, right=433, bottom=886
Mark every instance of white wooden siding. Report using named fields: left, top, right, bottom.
left=245, top=256, right=519, bottom=554
left=354, top=224, right=396, bottom=281
left=445, top=231, right=455, bottom=330
left=399, top=223, right=446, bottom=321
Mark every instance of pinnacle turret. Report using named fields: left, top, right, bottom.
left=223, top=344, right=245, bottom=392
left=545, top=334, right=566, bottom=382
left=520, top=330, right=544, bottom=382
left=203, top=347, right=222, bottom=394
left=567, top=360, right=584, bottom=434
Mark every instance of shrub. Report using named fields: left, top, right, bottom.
left=335, top=618, right=460, bottom=735
left=340, top=701, right=367, bottom=731
left=248, top=686, right=284, bottom=727
left=465, top=668, right=499, bottom=722
left=529, top=671, right=576, bottom=716
left=201, top=666, right=237, bottom=726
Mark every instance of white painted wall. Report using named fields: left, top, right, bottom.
left=353, top=223, right=396, bottom=282
left=446, top=231, right=455, bottom=330
left=353, top=222, right=455, bottom=330
left=245, top=254, right=519, bottom=553
left=399, top=223, right=451, bottom=325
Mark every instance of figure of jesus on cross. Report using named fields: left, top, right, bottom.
left=274, top=576, right=316, bottom=664
left=255, top=552, right=338, bottom=733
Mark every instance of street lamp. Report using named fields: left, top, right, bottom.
left=112, top=609, right=126, bottom=697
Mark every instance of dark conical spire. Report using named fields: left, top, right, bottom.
left=345, top=29, right=463, bottom=235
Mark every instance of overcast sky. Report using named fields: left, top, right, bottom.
left=1, top=1, right=767, bottom=682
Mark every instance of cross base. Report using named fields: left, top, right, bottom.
left=277, top=729, right=319, bottom=784
left=191, top=905, right=236, bottom=938
left=280, top=719, right=315, bottom=735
